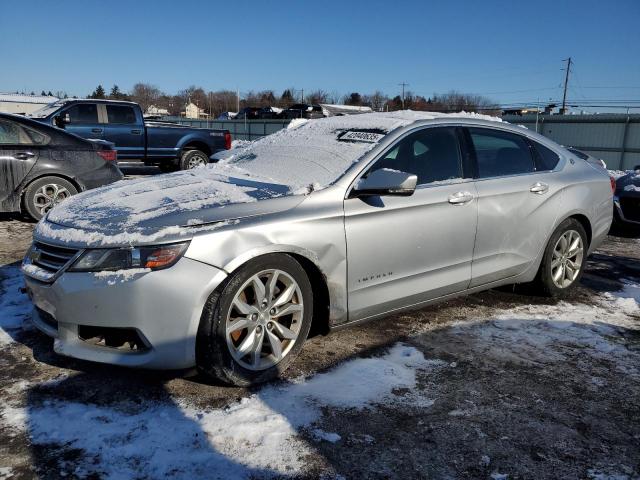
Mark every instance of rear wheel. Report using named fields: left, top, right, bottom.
left=23, top=176, right=78, bottom=221
left=533, top=218, right=588, bottom=297
left=179, top=149, right=209, bottom=170
left=196, top=254, right=313, bottom=386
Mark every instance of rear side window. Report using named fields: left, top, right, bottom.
left=468, top=128, right=534, bottom=178
left=66, top=104, right=99, bottom=124
left=532, top=142, right=560, bottom=170
left=373, top=127, right=462, bottom=185
left=106, top=105, right=137, bottom=124
left=0, top=120, right=49, bottom=145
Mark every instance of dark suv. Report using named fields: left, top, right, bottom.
left=282, top=104, right=325, bottom=119
left=0, top=113, right=122, bottom=220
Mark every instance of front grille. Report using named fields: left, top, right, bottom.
left=620, top=197, right=640, bottom=221
left=31, top=242, right=80, bottom=274
left=78, top=325, right=150, bottom=352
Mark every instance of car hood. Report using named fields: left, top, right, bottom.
left=41, top=169, right=304, bottom=247
left=615, top=171, right=640, bottom=195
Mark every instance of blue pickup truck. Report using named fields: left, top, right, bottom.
left=29, top=99, right=231, bottom=171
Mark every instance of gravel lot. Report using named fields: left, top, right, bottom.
left=0, top=193, right=638, bottom=479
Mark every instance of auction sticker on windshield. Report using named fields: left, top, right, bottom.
left=338, top=130, right=386, bottom=143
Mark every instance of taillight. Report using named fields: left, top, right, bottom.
left=610, top=176, right=616, bottom=193
left=224, top=132, right=232, bottom=150
left=97, top=150, right=117, bottom=162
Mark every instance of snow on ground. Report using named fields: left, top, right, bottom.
left=1, top=342, right=444, bottom=479
left=1, top=252, right=639, bottom=478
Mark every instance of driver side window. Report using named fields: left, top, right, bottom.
left=373, top=127, right=462, bottom=185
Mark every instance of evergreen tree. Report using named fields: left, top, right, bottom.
left=110, top=85, right=121, bottom=99
left=40, top=90, right=46, bottom=96
left=47, top=91, right=53, bottom=97
left=89, top=85, right=106, bottom=99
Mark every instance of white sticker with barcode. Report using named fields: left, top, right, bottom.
left=339, top=131, right=385, bottom=143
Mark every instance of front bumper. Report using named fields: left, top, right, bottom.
left=23, top=257, right=227, bottom=369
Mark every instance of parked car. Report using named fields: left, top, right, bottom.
left=257, top=107, right=283, bottom=119
left=282, top=103, right=325, bottom=119
left=234, top=107, right=262, bottom=120
left=216, top=111, right=237, bottom=120
left=29, top=99, right=231, bottom=171
left=613, top=166, right=640, bottom=228
left=0, top=113, right=122, bottom=220
left=22, top=112, right=613, bottom=386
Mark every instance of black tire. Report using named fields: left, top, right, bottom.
left=196, top=254, right=313, bottom=386
left=533, top=218, right=588, bottom=297
left=23, top=176, right=78, bottom=221
left=179, top=149, right=209, bottom=170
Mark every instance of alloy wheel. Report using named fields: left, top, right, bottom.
left=187, top=153, right=208, bottom=169
left=225, top=269, right=304, bottom=370
left=33, top=183, right=71, bottom=216
left=551, top=229, right=584, bottom=288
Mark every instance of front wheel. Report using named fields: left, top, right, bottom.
left=533, top=218, right=588, bottom=297
left=196, top=254, right=313, bottom=386
left=23, top=176, right=78, bottom=221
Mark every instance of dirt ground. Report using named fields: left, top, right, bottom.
left=0, top=204, right=638, bottom=479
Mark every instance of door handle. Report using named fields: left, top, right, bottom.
left=91, top=128, right=103, bottom=133
left=530, top=182, right=549, bottom=194
left=14, top=151, right=35, bottom=160
left=448, top=191, right=474, bottom=205
left=131, top=129, right=142, bottom=134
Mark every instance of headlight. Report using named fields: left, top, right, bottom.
left=68, top=242, right=189, bottom=272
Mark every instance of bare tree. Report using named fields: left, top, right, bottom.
left=307, top=89, right=328, bottom=104
left=130, top=83, right=161, bottom=111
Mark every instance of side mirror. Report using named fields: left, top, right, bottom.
left=351, top=169, right=417, bottom=198
left=54, top=113, right=70, bottom=128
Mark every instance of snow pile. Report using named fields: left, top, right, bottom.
left=1, top=344, right=443, bottom=479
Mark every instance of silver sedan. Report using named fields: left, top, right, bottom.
left=22, top=112, right=614, bottom=385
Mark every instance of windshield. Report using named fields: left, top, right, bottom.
left=212, top=111, right=471, bottom=193
left=29, top=101, right=68, bottom=118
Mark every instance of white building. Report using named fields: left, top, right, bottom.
left=145, top=105, right=170, bottom=117
left=183, top=102, right=208, bottom=119
left=0, top=93, right=59, bottom=115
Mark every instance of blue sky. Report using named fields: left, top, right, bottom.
left=2, top=0, right=639, bottom=110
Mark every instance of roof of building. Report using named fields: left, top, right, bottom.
left=0, top=93, right=59, bottom=104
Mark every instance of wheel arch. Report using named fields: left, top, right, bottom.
left=20, top=172, right=82, bottom=206
left=180, top=140, right=212, bottom=157
left=217, top=246, right=333, bottom=336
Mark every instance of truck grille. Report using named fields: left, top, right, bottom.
left=31, top=241, right=80, bottom=274
left=620, top=197, right=640, bottom=222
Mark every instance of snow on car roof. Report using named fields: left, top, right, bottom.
left=216, top=110, right=502, bottom=192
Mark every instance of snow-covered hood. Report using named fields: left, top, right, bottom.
left=39, top=169, right=303, bottom=247
left=616, top=170, right=640, bottom=195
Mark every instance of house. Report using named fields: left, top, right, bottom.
left=0, top=93, right=59, bottom=115
left=146, top=105, right=169, bottom=117
left=182, top=102, right=208, bottom=119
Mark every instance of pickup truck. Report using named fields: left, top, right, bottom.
left=29, top=99, right=231, bottom=171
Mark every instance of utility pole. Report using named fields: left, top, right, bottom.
left=398, top=82, right=409, bottom=110
left=560, top=57, right=572, bottom=115
left=236, top=87, right=240, bottom=113
left=301, top=88, right=304, bottom=103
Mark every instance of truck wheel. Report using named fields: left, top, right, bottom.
left=23, top=176, right=78, bottom=221
left=180, top=150, right=209, bottom=170
left=196, top=254, right=313, bottom=386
